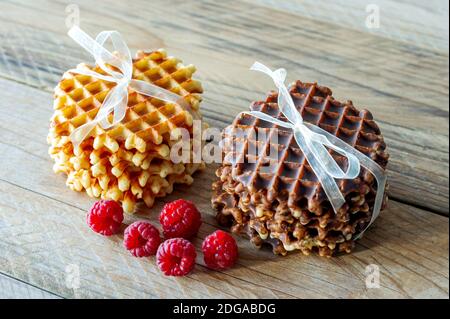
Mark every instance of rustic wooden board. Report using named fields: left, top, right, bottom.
left=0, top=273, right=61, bottom=299
left=243, top=0, right=450, bottom=52
left=0, top=77, right=448, bottom=298
left=0, top=0, right=448, bottom=214
left=1, top=172, right=448, bottom=299
left=0, top=0, right=448, bottom=299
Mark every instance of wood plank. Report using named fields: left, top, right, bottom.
left=0, top=0, right=447, bottom=213
left=0, top=153, right=448, bottom=298
left=0, top=182, right=294, bottom=299
left=0, top=273, right=61, bottom=299
left=0, top=0, right=448, bottom=299
left=243, top=0, right=449, bottom=53
left=0, top=77, right=448, bottom=298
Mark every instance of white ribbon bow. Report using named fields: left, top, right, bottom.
left=67, top=26, right=189, bottom=149
left=244, top=62, right=387, bottom=238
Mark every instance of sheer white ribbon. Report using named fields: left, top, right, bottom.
left=66, top=26, right=189, bottom=149
left=242, top=62, right=387, bottom=238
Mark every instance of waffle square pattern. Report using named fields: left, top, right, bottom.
left=212, top=81, right=389, bottom=256
left=48, top=49, right=205, bottom=213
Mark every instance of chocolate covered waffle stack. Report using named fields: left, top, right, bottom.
left=212, top=81, right=389, bottom=256
left=48, top=49, right=206, bottom=213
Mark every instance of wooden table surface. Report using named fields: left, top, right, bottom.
left=0, top=0, right=448, bottom=299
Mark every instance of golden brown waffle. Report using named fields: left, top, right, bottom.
left=68, top=163, right=202, bottom=213
left=49, top=49, right=203, bottom=153
left=48, top=49, right=206, bottom=212
left=49, top=134, right=204, bottom=213
left=212, top=81, right=389, bottom=256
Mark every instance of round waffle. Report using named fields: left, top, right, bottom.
left=49, top=49, right=203, bottom=152
left=212, top=80, right=389, bottom=256
left=48, top=49, right=206, bottom=213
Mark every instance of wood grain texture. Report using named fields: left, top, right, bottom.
left=1, top=176, right=448, bottom=299
left=0, top=77, right=447, bottom=299
left=0, top=0, right=448, bottom=214
left=0, top=0, right=448, bottom=299
left=0, top=273, right=61, bottom=299
left=244, top=0, right=449, bottom=53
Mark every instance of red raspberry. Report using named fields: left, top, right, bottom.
left=123, top=221, right=161, bottom=257
left=87, top=200, right=124, bottom=236
left=202, top=230, right=238, bottom=270
left=159, top=199, right=202, bottom=239
left=156, top=238, right=196, bottom=276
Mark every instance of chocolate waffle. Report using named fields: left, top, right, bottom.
left=212, top=80, right=389, bottom=256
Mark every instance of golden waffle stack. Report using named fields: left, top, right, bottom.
left=48, top=49, right=206, bottom=213
left=212, top=81, right=389, bottom=256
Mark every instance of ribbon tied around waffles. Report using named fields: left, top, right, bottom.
left=238, top=62, right=387, bottom=238
left=67, top=26, right=189, bottom=150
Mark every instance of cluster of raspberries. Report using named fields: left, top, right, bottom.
left=87, top=199, right=238, bottom=276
